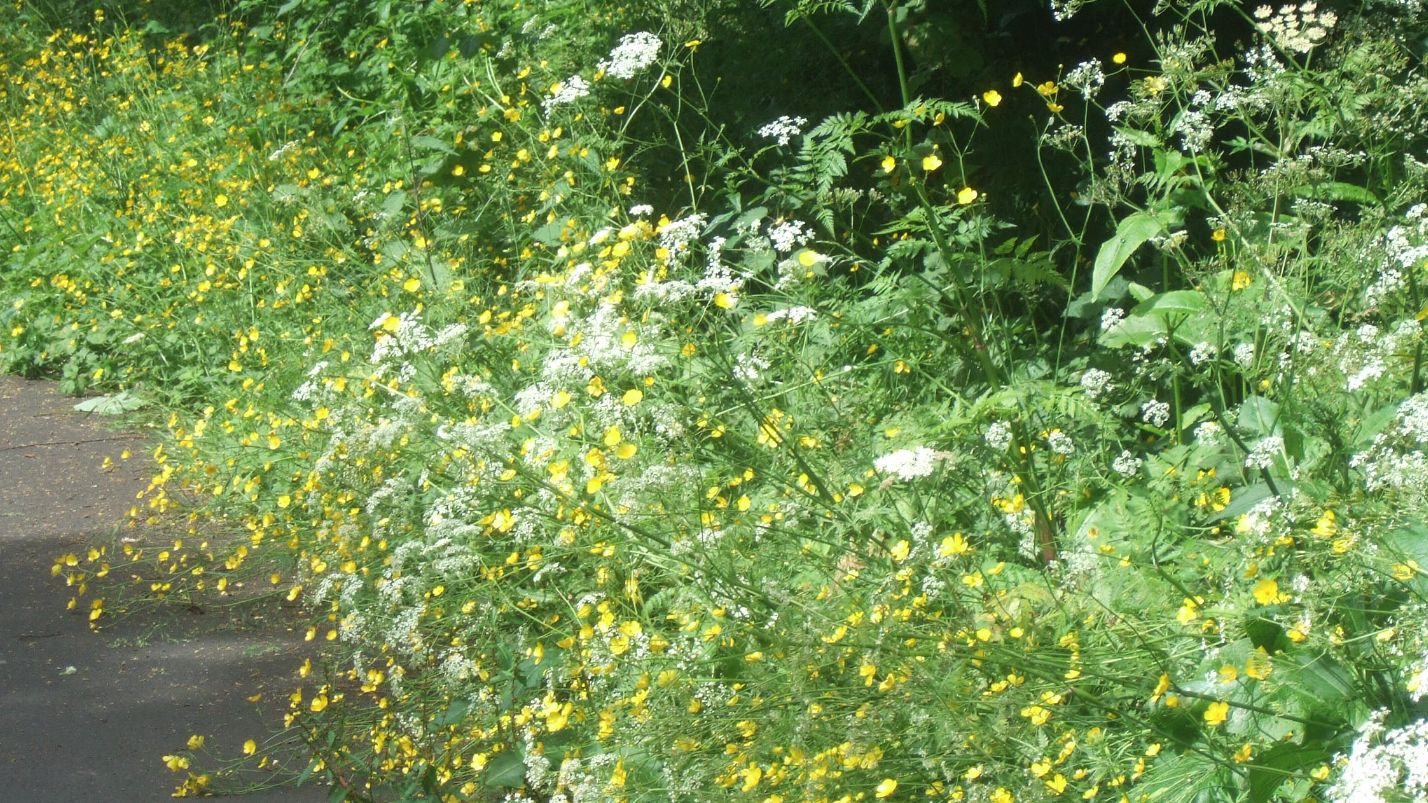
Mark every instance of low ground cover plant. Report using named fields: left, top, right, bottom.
left=6, top=0, right=1428, bottom=800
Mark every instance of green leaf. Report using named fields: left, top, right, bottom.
left=484, top=749, right=526, bottom=788
left=1291, top=181, right=1378, bottom=205
left=1114, top=126, right=1162, bottom=147
left=73, top=392, right=146, bottom=415
left=1092, top=212, right=1165, bottom=298
left=1133, top=290, right=1206, bottom=317
left=411, top=134, right=457, bottom=155
left=1237, top=396, right=1281, bottom=438
left=1098, top=313, right=1168, bottom=349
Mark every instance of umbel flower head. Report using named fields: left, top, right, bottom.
left=875, top=447, right=939, bottom=481
left=599, top=32, right=661, bottom=80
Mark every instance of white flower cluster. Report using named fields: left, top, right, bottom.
left=542, top=75, right=590, bottom=113
left=1352, top=394, right=1428, bottom=502
left=1189, top=342, right=1218, bottom=366
left=1368, top=205, right=1428, bottom=309
left=984, top=421, right=1013, bottom=451
left=598, top=32, right=661, bottom=80
left=1245, top=435, right=1283, bottom=470
left=1329, top=320, right=1418, bottom=393
left=1080, top=368, right=1114, bottom=400
left=1328, top=710, right=1428, bottom=803
left=732, top=351, right=771, bottom=385
left=1101, top=307, right=1125, bottom=332
left=1141, top=399, right=1171, bottom=428
left=757, top=115, right=808, bottom=146
left=658, top=212, right=707, bottom=256
left=763, top=306, right=817, bottom=325
left=1234, top=342, right=1257, bottom=369
left=1062, top=60, right=1106, bottom=100
left=1254, top=2, right=1338, bottom=53
left=768, top=220, right=814, bottom=253
left=874, top=447, right=939, bottom=481
left=1112, top=450, right=1143, bottom=477
left=1046, top=429, right=1075, bottom=456
left=1049, top=0, right=1087, bottom=21
left=1195, top=420, right=1224, bottom=446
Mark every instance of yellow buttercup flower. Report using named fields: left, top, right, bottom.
left=1204, top=700, right=1230, bottom=726
left=921, top=153, right=943, bottom=172
left=957, top=187, right=979, bottom=205
left=982, top=89, right=1002, bottom=107
left=1252, top=578, right=1282, bottom=605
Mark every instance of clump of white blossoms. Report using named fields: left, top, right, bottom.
left=1080, top=368, right=1114, bottom=400
left=1046, top=429, right=1075, bottom=456
left=1234, top=342, right=1257, bottom=369
left=1195, top=420, right=1225, bottom=446
left=757, top=115, right=808, bottom=146
left=1245, top=435, right=1283, bottom=470
left=984, top=421, right=1013, bottom=451
left=1062, top=59, right=1106, bottom=99
left=598, top=32, right=661, bottom=80
left=1327, top=710, right=1428, bottom=803
left=542, top=75, right=590, bottom=112
left=875, top=447, right=939, bottom=481
left=657, top=212, right=707, bottom=257
left=1254, top=2, right=1338, bottom=53
left=767, top=219, right=814, bottom=253
left=1189, top=342, right=1218, bottom=366
left=1112, top=450, right=1143, bottom=476
left=1141, top=399, right=1171, bottom=427
left=1350, top=393, right=1428, bottom=501
left=762, top=306, right=816, bottom=325
left=1101, top=307, right=1125, bottom=331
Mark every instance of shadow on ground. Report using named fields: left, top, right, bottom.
left=0, top=376, right=329, bottom=802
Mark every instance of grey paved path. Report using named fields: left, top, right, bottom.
left=0, top=376, right=328, bottom=802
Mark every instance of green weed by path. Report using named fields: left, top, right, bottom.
left=6, top=0, right=1428, bottom=801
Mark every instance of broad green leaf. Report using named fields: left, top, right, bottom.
left=484, top=749, right=525, bottom=788
left=1291, top=181, right=1377, bottom=205
left=1132, top=290, right=1206, bottom=318
left=73, top=392, right=146, bottom=415
left=1114, top=126, right=1162, bottom=147
left=1092, top=211, right=1165, bottom=298
left=410, top=135, right=457, bottom=155
left=1237, top=396, right=1281, bottom=437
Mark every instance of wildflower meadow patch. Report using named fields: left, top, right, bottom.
left=5, top=0, right=1428, bottom=800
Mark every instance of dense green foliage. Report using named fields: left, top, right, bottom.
left=7, top=0, right=1428, bottom=800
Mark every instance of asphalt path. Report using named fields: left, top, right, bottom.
left=0, top=376, right=328, bottom=802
